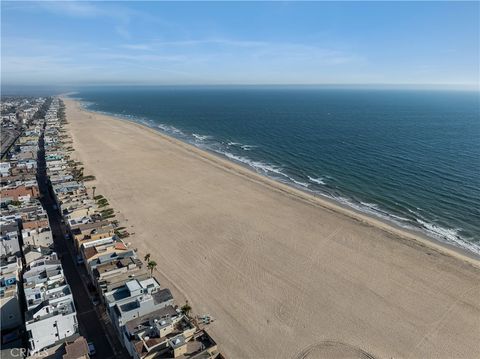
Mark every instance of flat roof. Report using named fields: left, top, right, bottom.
left=153, top=288, right=173, bottom=305
left=126, top=280, right=142, bottom=294
left=125, top=305, right=178, bottom=332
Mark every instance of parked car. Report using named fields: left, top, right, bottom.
left=87, top=342, right=96, bottom=356
left=76, top=255, right=84, bottom=265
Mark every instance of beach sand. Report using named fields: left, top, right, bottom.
left=63, top=98, right=480, bottom=359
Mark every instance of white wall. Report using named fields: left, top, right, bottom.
left=0, top=235, right=21, bottom=256
left=22, top=229, right=53, bottom=248
left=26, top=312, right=78, bottom=353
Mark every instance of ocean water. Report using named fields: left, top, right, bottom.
left=74, top=87, right=480, bottom=254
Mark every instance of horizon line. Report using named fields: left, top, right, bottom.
left=2, top=82, right=478, bottom=89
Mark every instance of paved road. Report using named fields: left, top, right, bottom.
left=36, top=125, right=130, bottom=359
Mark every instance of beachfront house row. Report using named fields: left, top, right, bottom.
left=63, top=205, right=97, bottom=225
left=93, top=257, right=150, bottom=300
left=122, top=305, right=193, bottom=358
left=104, top=278, right=174, bottom=335
left=81, top=238, right=134, bottom=280
left=71, top=220, right=115, bottom=249
left=51, top=182, right=85, bottom=206
left=125, top=313, right=221, bottom=359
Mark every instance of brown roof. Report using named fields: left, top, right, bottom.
left=0, top=174, right=36, bottom=183
left=63, top=336, right=89, bottom=359
left=23, top=219, right=49, bottom=230
left=134, top=341, right=145, bottom=355
left=72, top=220, right=112, bottom=232
left=125, top=305, right=178, bottom=332
left=1, top=184, right=39, bottom=200
left=114, top=242, right=127, bottom=250
left=83, top=247, right=97, bottom=260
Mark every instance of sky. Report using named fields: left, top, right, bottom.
left=1, top=1, right=479, bottom=89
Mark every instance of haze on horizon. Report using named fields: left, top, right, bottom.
left=1, top=1, right=479, bottom=90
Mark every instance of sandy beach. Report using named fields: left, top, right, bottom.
left=63, top=98, right=480, bottom=359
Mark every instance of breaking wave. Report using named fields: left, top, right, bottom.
left=227, top=142, right=256, bottom=151
left=75, top=97, right=480, bottom=257
left=192, top=133, right=211, bottom=141
left=308, top=176, right=326, bottom=185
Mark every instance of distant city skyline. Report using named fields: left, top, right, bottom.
left=1, top=1, right=479, bottom=89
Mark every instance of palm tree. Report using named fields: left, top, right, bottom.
left=144, top=253, right=151, bottom=262
left=147, top=260, right=157, bottom=278
left=92, top=186, right=96, bottom=199
left=181, top=301, right=192, bottom=317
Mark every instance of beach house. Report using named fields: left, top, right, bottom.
left=104, top=278, right=174, bottom=334
left=122, top=306, right=200, bottom=359
left=81, top=238, right=135, bottom=280
left=71, top=220, right=115, bottom=249
left=93, top=256, right=149, bottom=299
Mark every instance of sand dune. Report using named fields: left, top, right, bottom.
left=63, top=98, right=480, bottom=359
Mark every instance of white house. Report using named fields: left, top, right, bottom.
left=104, top=278, right=174, bottom=335
left=25, top=292, right=78, bottom=353
left=0, top=221, right=21, bottom=257
left=0, top=162, right=11, bottom=177
left=22, top=227, right=53, bottom=248
left=23, top=256, right=79, bottom=353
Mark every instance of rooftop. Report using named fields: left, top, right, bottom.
left=26, top=297, right=76, bottom=322
left=153, top=288, right=174, bottom=306
left=125, top=305, right=179, bottom=333
left=62, top=336, right=89, bottom=359
left=126, top=280, right=142, bottom=293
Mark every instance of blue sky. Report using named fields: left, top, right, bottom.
left=1, top=1, right=479, bottom=88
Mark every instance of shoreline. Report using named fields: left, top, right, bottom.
left=69, top=97, right=479, bottom=268
left=62, top=96, right=480, bottom=358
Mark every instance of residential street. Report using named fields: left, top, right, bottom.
left=36, top=126, right=129, bottom=359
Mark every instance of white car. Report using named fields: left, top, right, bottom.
left=87, top=342, right=96, bottom=356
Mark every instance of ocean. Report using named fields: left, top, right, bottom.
left=73, top=86, right=480, bottom=255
